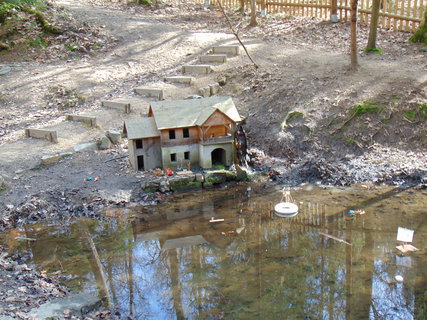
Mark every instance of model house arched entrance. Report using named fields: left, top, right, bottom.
left=211, top=148, right=226, bottom=166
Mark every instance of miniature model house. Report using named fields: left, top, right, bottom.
left=123, top=96, right=242, bottom=171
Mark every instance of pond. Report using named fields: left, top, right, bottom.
left=3, top=183, right=427, bottom=319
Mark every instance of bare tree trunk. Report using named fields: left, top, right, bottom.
left=239, top=0, right=245, bottom=13
left=366, top=0, right=381, bottom=50
left=350, top=0, right=359, bottom=70
left=249, top=0, right=257, bottom=26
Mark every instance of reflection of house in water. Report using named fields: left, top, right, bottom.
left=132, top=200, right=241, bottom=250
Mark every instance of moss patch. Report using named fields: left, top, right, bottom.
left=171, top=180, right=202, bottom=191
left=281, top=111, right=304, bottom=129
left=351, top=100, right=381, bottom=117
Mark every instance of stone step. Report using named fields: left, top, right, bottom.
left=65, top=115, right=97, bottom=127
left=25, top=128, right=58, bottom=143
left=199, top=54, right=227, bottom=63
left=134, top=87, right=164, bottom=100
left=182, top=65, right=213, bottom=75
left=101, top=100, right=131, bottom=113
left=212, top=45, right=240, bottom=56
left=164, top=76, right=194, bottom=85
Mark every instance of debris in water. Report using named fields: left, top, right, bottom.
left=221, top=231, right=235, bottom=236
left=395, top=275, right=404, bottom=282
left=319, top=232, right=352, bottom=246
left=209, top=217, right=224, bottom=223
left=396, top=244, right=419, bottom=253
left=274, top=188, right=298, bottom=217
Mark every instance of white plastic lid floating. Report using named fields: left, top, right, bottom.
left=274, top=188, right=299, bottom=217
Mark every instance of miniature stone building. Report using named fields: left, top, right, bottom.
left=123, top=96, right=242, bottom=171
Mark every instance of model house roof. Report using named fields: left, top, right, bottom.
left=123, top=117, right=160, bottom=139
left=149, top=96, right=242, bottom=130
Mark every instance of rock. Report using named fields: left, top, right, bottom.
left=0, top=66, right=11, bottom=75
left=198, top=86, right=211, bottom=98
left=40, top=153, right=73, bottom=166
left=0, top=174, right=8, bottom=189
left=141, top=180, right=159, bottom=192
left=209, top=83, right=221, bottom=95
left=195, top=173, right=205, bottom=183
left=159, top=179, right=170, bottom=193
left=41, top=154, right=61, bottom=165
left=73, top=142, right=98, bottom=152
left=27, top=293, right=101, bottom=319
left=236, top=165, right=250, bottom=181
left=98, top=134, right=112, bottom=150
left=106, top=130, right=121, bottom=144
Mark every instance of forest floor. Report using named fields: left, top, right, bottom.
left=0, top=0, right=426, bottom=317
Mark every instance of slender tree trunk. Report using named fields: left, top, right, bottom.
left=350, top=0, right=359, bottom=70
left=366, top=0, right=381, bottom=50
left=239, top=0, right=245, bottom=13
left=249, top=0, right=257, bottom=26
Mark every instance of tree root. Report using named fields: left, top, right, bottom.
left=22, top=7, right=63, bottom=34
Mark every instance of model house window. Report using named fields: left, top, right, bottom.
left=183, top=128, right=190, bottom=138
left=169, top=130, right=176, bottom=139
left=135, top=139, right=143, bottom=149
left=184, top=151, right=190, bottom=160
left=170, top=153, right=177, bottom=162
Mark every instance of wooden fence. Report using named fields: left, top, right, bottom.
left=195, top=0, right=426, bottom=32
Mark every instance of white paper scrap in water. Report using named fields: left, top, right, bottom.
left=397, top=227, right=414, bottom=243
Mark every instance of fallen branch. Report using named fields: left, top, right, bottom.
left=22, top=7, right=63, bottom=34
left=319, top=232, right=352, bottom=246
left=216, top=0, right=258, bottom=69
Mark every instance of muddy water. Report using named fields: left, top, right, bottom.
left=3, top=184, right=427, bottom=319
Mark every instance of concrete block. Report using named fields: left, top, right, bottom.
left=199, top=54, right=227, bottom=63
left=101, top=101, right=131, bottom=113
left=212, top=45, right=240, bottom=56
left=25, top=128, right=58, bottom=143
left=182, top=65, right=213, bottom=75
left=73, top=142, right=98, bottom=152
left=209, top=83, right=221, bottom=95
left=65, top=114, right=97, bottom=127
left=164, top=76, right=194, bottom=85
left=134, top=87, right=164, bottom=100
left=106, top=130, right=122, bottom=144
left=198, top=86, right=211, bottom=98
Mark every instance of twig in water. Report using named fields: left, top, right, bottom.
left=319, top=232, right=352, bottom=246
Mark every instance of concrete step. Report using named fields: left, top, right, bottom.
left=164, top=76, right=194, bottom=85
left=182, top=65, right=213, bottom=75
left=212, top=45, right=240, bottom=56
left=25, top=128, right=58, bottom=143
left=199, top=54, right=227, bottom=63
left=134, top=87, right=164, bottom=100
left=65, top=115, right=97, bottom=127
left=101, top=100, right=131, bottom=113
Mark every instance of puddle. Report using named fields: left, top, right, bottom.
left=2, top=184, right=427, bottom=319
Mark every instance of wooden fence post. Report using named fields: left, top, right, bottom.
left=331, top=0, right=339, bottom=22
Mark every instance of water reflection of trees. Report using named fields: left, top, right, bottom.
left=20, top=186, right=427, bottom=319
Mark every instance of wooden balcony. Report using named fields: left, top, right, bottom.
left=200, top=136, right=234, bottom=145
